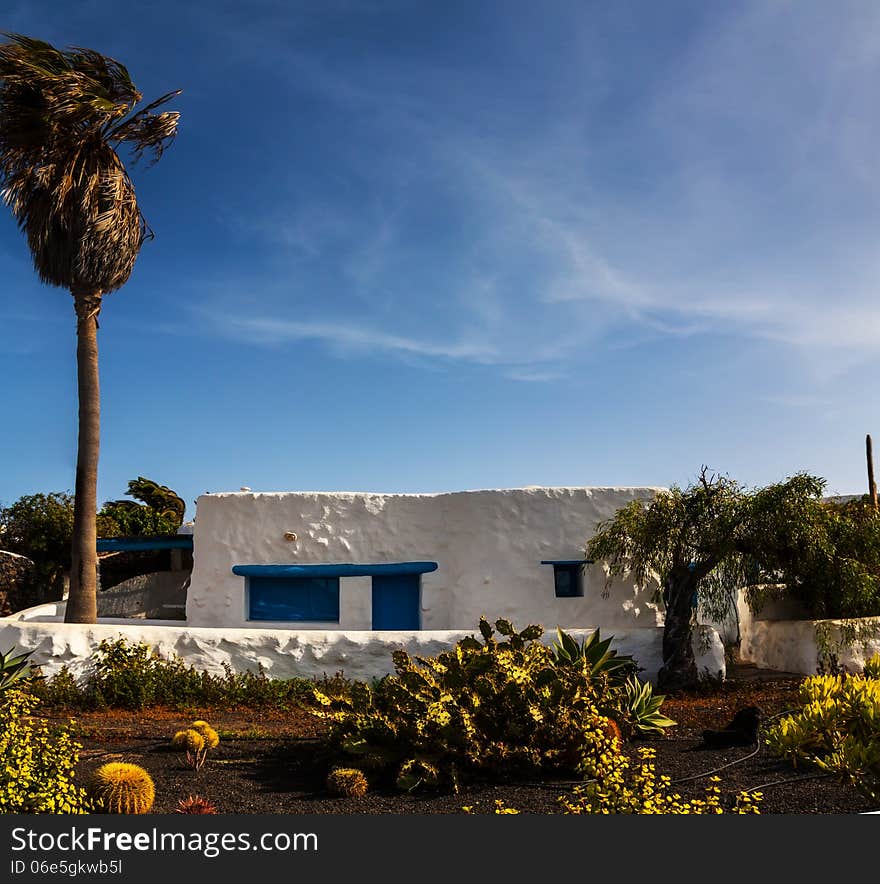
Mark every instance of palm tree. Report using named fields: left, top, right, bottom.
left=0, top=34, right=180, bottom=623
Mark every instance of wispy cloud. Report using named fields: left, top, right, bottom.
left=215, top=314, right=498, bottom=363
left=196, top=0, right=880, bottom=388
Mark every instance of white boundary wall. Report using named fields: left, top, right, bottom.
left=737, top=594, right=880, bottom=674
left=186, top=487, right=668, bottom=631
left=0, top=610, right=725, bottom=685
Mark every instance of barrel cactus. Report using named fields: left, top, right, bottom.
left=89, top=762, right=155, bottom=814
left=190, top=720, right=220, bottom=749
left=326, top=767, right=369, bottom=797
left=171, top=729, right=205, bottom=753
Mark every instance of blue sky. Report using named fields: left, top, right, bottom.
left=2, top=0, right=880, bottom=521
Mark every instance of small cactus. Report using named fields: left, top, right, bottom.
left=171, top=729, right=205, bottom=753
left=90, top=762, right=155, bottom=814
left=175, top=795, right=218, bottom=814
left=190, top=720, right=220, bottom=749
left=326, top=767, right=369, bottom=797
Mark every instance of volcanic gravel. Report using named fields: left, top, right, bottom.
left=58, top=665, right=879, bottom=815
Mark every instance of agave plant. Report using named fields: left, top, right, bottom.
left=0, top=646, right=34, bottom=693
left=550, top=627, right=639, bottom=686
left=621, top=675, right=677, bottom=737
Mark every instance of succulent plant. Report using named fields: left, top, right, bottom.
left=175, top=794, right=218, bottom=814
left=311, top=617, right=623, bottom=792
left=0, top=646, right=34, bottom=694
left=89, top=762, right=155, bottom=814
left=190, top=720, right=220, bottom=749
left=621, top=676, right=677, bottom=737
left=326, top=767, right=369, bottom=797
left=171, top=729, right=205, bottom=753
left=550, top=628, right=639, bottom=686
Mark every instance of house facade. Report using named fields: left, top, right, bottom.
left=185, top=486, right=667, bottom=632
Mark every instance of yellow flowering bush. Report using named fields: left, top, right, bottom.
left=764, top=672, right=880, bottom=798
left=560, top=744, right=761, bottom=814
left=0, top=690, right=92, bottom=813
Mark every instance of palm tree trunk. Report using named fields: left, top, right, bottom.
left=64, top=289, right=102, bottom=624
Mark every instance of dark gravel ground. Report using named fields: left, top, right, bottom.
left=60, top=666, right=879, bottom=815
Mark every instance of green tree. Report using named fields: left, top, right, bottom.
left=744, top=487, right=880, bottom=620
left=584, top=469, right=878, bottom=692
left=0, top=34, right=181, bottom=623
left=0, top=492, right=117, bottom=598
left=105, top=477, right=186, bottom=530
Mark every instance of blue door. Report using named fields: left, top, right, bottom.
left=372, top=573, right=421, bottom=629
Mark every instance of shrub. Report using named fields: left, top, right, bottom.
left=311, top=617, right=621, bottom=792
left=31, top=665, right=81, bottom=707
left=326, top=768, right=369, bottom=797
left=89, top=762, right=155, bottom=814
left=864, top=653, right=880, bottom=680
left=561, top=746, right=762, bottom=814
left=33, top=637, right=335, bottom=712
left=764, top=672, right=880, bottom=799
left=0, top=690, right=92, bottom=813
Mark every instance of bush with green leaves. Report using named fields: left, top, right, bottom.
left=0, top=690, right=92, bottom=813
left=32, top=637, right=335, bottom=711
left=863, top=653, right=880, bottom=680
left=764, top=672, right=880, bottom=800
left=311, top=617, right=625, bottom=792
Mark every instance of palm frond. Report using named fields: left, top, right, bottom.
left=0, top=33, right=179, bottom=292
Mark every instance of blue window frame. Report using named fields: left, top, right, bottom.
left=247, top=576, right=340, bottom=622
left=541, top=560, right=589, bottom=598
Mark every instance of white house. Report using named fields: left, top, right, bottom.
left=185, top=486, right=667, bottom=632
left=1, top=485, right=730, bottom=683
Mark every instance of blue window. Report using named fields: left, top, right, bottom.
left=541, top=560, right=588, bottom=598
left=247, top=576, right=340, bottom=622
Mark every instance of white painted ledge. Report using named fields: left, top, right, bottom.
left=0, top=607, right=724, bottom=685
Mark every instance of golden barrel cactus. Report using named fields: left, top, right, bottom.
left=89, top=762, right=155, bottom=814
left=190, top=720, right=220, bottom=750
left=326, top=767, right=369, bottom=797
left=171, top=729, right=205, bottom=753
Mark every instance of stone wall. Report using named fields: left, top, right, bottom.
left=0, top=550, right=38, bottom=615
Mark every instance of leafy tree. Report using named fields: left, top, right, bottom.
left=0, top=478, right=184, bottom=599
left=584, top=469, right=880, bottom=692
left=0, top=34, right=181, bottom=623
left=0, top=492, right=117, bottom=597
left=744, top=487, right=880, bottom=620
left=103, top=477, right=185, bottom=530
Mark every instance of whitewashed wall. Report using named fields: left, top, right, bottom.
left=736, top=593, right=880, bottom=674
left=185, top=487, right=667, bottom=632
left=0, top=614, right=725, bottom=685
